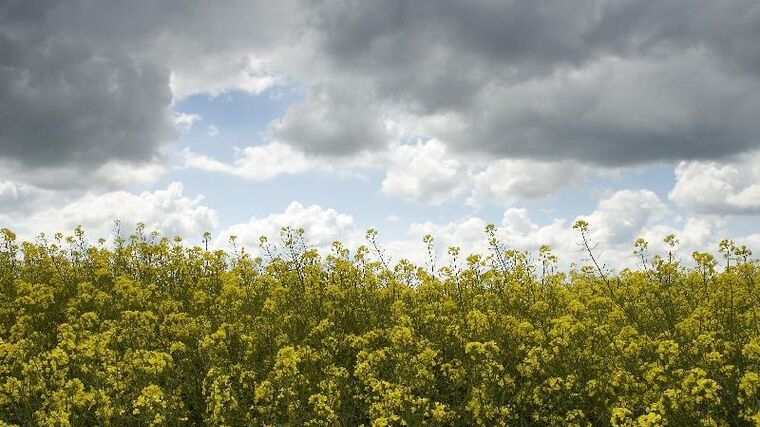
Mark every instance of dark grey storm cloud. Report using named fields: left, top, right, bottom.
left=0, top=33, right=175, bottom=167
left=0, top=0, right=294, bottom=173
left=1, top=0, right=759, bottom=172
left=310, top=0, right=760, bottom=107
left=0, top=1, right=176, bottom=168
left=271, top=86, right=389, bottom=156
left=304, top=0, right=760, bottom=164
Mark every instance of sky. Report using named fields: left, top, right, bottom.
left=1, top=0, right=760, bottom=269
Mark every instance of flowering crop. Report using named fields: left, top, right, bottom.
left=1, top=225, right=759, bottom=426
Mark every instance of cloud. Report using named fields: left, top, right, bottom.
left=4, top=0, right=760, bottom=190
left=183, top=143, right=313, bottom=181
left=400, top=189, right=676, bottom=269
left=580, top=189, right=667, bottom=245
left=402, top=209, right=571, bottom=267
left=640, top=216, right=720, bottom=259
left=380, top=140, right=586, bottom=206
left=15, top=183, right=218, bottom=239
left=171, top=0, right=760, bottom=169
left=467, top=159, right=584, bottom=206
left=169, top=54, right=278, bottom=99
left=740, top=233, right=760, bottom=252
left=669, top=151, right=760, bottom=214
left=421, top=49, right=760, bottom=165
left=174, top=113, right=202, bottom=130
left=0, top=181, right=737, bottom=272
left=218, top=201, right=359, bottom=252
left=186, top=138, right=583, bottom=207
left=0, top=181, right=53, bottom=218
left=304, top=0, right=760, bottom=163
left=275, top=189, right=740, bottom=271
left=0, top=158, right=167, bottom=191
left=381, top=140, right=467, bottom=204
left=1, top=184, right=738, bottom=272
left=270, top=86, right=391, bottom=156
left=0, top=31, right=177, bottom=169
left=0, top=0, right=296, bottom=182
left=0, top=181, right=19, bottom=205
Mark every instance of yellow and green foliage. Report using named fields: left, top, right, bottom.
left=1, top=225, right=760, bottom=426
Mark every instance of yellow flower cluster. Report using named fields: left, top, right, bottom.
left=0, top=226, right=759, bottom=425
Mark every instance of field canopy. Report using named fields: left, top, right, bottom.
left=1, top=225, right=759, bottom=426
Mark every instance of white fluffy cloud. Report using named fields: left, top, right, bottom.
left=640, top=216, right=720, bottom=259
left=397, top=189, right=704, bottom=270
left=218, top=201, right=359, bottom=253
left=185, top=137, right=586, bottom=207
left=381, top=140, right=467, bottom=204
left=33, top=186, right=714, bottom=271
left=399, top=210, right=567, bottom=267
left=581, top=190, right=668, bottom=245
left=669, top=151, right=760, bottom=214
left=740, top=233, right=760, bottom=251
left=174, top=112, right=202, bottom=130
left=467, top=159, right=584, bottom=206
left=183, top=143, right=313, bottom=181
left=380, top=140, right=586, bottom=206
left=13, top=183, right=217, bottom=239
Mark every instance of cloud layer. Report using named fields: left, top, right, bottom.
left=670, top=151, right=760, bottom=214
left=3, top=0, right=760, bottom=178
left=300, top=0, right=760, bottom=163
left=1, top=0, right=759, bottom=252
left=0, top=29, right=176, bottom=168
left=3, top=182, right=217, bottom=239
